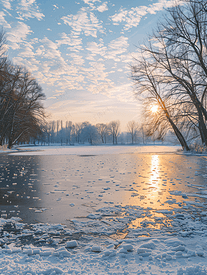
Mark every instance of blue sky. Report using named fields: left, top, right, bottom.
left=0, top=0, right=176, bottom=130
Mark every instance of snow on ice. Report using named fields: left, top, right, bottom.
left=0, top=145, right=207, bottom=274
left=1, top=203, right=207, bottom=274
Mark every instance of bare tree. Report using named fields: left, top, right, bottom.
left=108, top=121, right=120, bottom=144
left=96, top=123, right=108, bottom=143
left=0, top=29, right=46, bottom=148
left=127, top=121, right=138, bottom=144
left=66, top=121, right=72, bottom=144
left=131, top=57, right=190, bottom=150
left=0, top=65, right=20, bottom=145
left=11, top=70, right=45, bottom=148
left=49, top=121, right=56, bottom=143
left=0, top=64, right=45, bottom=148
left=81, top=124, right=98, bottom=144
left=143, top=0, right=207, bottom=145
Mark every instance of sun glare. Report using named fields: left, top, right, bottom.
left=151, top=105, right=158, bottom=113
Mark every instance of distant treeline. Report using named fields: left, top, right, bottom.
left=33, top=120, right=151, bottom=145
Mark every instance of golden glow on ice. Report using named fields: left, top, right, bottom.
left=150, top=155, right=159, bottom=186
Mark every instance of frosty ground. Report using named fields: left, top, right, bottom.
left=0, top=145, right=207, bottom=274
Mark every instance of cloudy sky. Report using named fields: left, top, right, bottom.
left=0, top=0, right=176, bottom=130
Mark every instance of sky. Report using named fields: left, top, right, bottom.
left=0, top=0, right=177, bottom=131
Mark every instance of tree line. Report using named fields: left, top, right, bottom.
left=0, top=32, right=45, bottom=148
left=34, top=120, right=147, bottom=145
left=131, top=0, right=207, bottom=150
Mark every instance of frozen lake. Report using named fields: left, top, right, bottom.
left=1, top=145, right=207, bottom=228
left=1, top=145, right=207, bottom=274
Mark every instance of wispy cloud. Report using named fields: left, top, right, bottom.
left=0, top=11, right=11, bottom=28
left=18, top=45, right=34, bottom=57
left=86, top=40, right=106, bottom=57
left=147, top=0, right=178, bottom=14
left=68, top=53, right=85, bottom=66
left=106, top=83, right=134, bottom=103
left=61, top=9, right=104, bottom=38
left=110, top=0, right=177, bottom=30
left=1, top=0, right=12, bottom=10
left=97, top=2, right=108, bottom=12
left=46, top=98, right=116, bottom=124
left=106, top=36, right=129, bottom=60
left=83, top=0, right=101, bottom=3
left=16, top=0, right=45, bottom=21
left=7, top=21, right=32, bottom=49
left=82, top=0, right=101, bottom=8
left=53, top=4, right=59, bottom=10
left=39, top=37, right=61, bottom=59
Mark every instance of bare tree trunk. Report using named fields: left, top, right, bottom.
left=167, top=117, right=190, bottom=151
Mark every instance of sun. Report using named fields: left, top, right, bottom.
left=151, top=105, right=158, bottom=113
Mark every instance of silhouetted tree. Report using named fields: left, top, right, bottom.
left=108, top=121, right=120, bottom=144
left=127, top=121, right=138, bottom=144
left=96, top=123, right=108, bottom=143
left=132, top=57, right=190, bottom=150
left=132, top=0, right=207, bottom=148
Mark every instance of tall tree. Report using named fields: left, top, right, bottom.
left=108, top=121, right=120, bottom=144
left=127, top=121, right=138, bottom=144
left=134, top=0, right=207, bottom=146
left=96, top=123, right=108, bottom=143
left=0, top=30, right=46, bottom=148
left=7, top=69, right=45, bottom=148
left=157, top=0, right=206, bottom=144
left=66, top=121, right=72, bottom=144
left=131, top=57, right=190, bottom=150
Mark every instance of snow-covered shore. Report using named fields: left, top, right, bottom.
left=0, top=145, right=207, bottom=274
left=1, top=203, right=207, bottom=274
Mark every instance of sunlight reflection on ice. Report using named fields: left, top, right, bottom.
left=128, top=154, right=166, bottom=230
left=150, top=155, right=159, bottom=186
left=147, top=154, right=160, bottom=207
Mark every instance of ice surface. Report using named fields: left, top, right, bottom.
left=9, top=144, right=181, bottom=156
left=0, top=145, right=207, bottom=274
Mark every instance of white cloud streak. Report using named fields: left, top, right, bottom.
left=82, top=0, right=101, bottom=8
left=56, top=32, right=83, bottom=52
left=16, top=0, right=45, bottom=21
left=7, top=21, right=32, bottom=49
left=1, top=0, right=12, bottom=9
left=86, top=40, right=106, bottom=56
left=0, top=11, right=11, bottom=28
left=110, top=0, right=178, bottom=30
left=97, top=2, right=108, bottom=12
left=106, top=36, right=129, bottom=60
left=61, top=9, right=104, bottom=38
